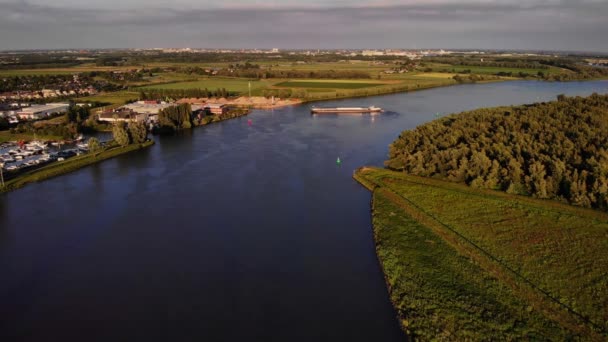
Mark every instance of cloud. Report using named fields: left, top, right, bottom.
left=0, top=0, right=606, bottom=51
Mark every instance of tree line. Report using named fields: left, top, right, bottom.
left=452, top=74, right=501, bottom=83
left=0, top=53, right=83, bottom=70
left=386, top=93, right=608, bottom=210
left=425, top=57, right=550, bottom=70
left=138, top=88, right=235, bottom=100
left=6, top=106, right=90, bottom=139
left=254, top=70, right=370, bottom=79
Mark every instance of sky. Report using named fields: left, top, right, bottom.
left=0, top=0, right=607, bottom=52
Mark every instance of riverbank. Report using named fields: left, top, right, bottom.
left=0, top=131, right=64, bottom=144
left=178, top=96, right=302, bottom=109
left=0, top=140, right=154, bottom=194
left=289, top=77, right=504, bottom=106
left=200, top=107, right=251, bottom=124
left=156, top=75, right=509, bottom=110
left=354, top=167, right=607, bottom=340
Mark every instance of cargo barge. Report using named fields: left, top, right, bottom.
left=311, top=106, right=383, bottom=114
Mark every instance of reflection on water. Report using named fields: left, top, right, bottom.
left=0, top=199, right=7, bottom=248
left=0, top=80, right=606, bottom=341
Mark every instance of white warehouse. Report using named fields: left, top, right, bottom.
left=16, top=103, right=70, bottom=120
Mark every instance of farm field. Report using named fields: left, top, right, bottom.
left=0, top=69, right=79, bottom=76
left=355, top=167, right=608, bottom=340
left=0, top=131, right=62, bottom=143
left=386, top=73, right=459, bottom=85
left=274, top=80, right=390, bottom=89
left=431, top=64, right=566, bottom=75
left=270, top=61, right=389, bottom=75
left=0, top=64, right=147, bottom=77
left=2, top=59, right=537, bottom=107
left=410, top=72, right=457, bottom=78
left=138, top=78, right=274, bottom=93
left=74, top=90, right=139, bottom=106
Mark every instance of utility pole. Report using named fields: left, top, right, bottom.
left=0, top=163, right=4, bottom=188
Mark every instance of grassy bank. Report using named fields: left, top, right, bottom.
left=354, top=167, right=608, bottom=340
left=200, top=108, right=250, bottom=125
left=74, top=90, right=140, bottom=107
left=1, top=140, right=154, bottom=194
left=0, top=131, right=63, bottom=143
left=274, top=80, right=389, bottom=89
left=297, top=77, right=464, bottom=103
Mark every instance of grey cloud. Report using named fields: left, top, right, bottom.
left=0, top=0, right=606, bottom=51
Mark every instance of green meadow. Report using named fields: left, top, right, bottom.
left=274, top=80, right=388, bottom=89
left=432, top=64, right=566, bottom=76
left=355, top=167, right=608, bottom=340
left=138, top=78, right=273, bottom=93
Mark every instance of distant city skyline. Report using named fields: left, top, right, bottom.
left=1, top=0, right=607, bottom=52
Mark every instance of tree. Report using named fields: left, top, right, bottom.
left=87, top=137, right=101, bottom=154
left=0, top=117, right=9, bottom=130
left=157, top=103, right=192, bottom=133
left=112, top=122, right=131, bottom=146
left=128, top=120, right=148, bottom=144
left=528, top=161, right=548, bottom=198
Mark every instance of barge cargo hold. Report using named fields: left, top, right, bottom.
left=311, top=106, right=383, bottom=114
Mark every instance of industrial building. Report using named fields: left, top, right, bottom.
left=97, top=110, right=148, bottom=123
left=16, top=103, right=70, bottom=120
left=118, top=101, right=177, bottom=123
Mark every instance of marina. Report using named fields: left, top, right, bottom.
left=0, top=138, right=93, bottom=179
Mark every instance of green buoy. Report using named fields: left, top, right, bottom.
left=336, top=157, right=341, bottom=165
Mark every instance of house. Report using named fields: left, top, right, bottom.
left=205, top=103, right=228, bottom=115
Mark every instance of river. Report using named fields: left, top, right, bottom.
left=1, top=80, right=607, bottom=341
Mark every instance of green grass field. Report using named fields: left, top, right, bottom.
left=431, top=64, right=566, bottom=76
left=355, top=167, right=608, bottom=340
left=271, top=61, right=388, bottom=76
left=275, top=80, right=388, bottom=89
left=74, top=91, right=140, bottom=106
left=138, top=78, right=273, bottom=93
left=0, top=64, right=146, bottom=77
left=0, top=131, right=63, bottom=143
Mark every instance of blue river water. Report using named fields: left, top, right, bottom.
left=0, top=80, right=607, bottom=341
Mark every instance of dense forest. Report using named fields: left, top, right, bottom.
left=386, top=93, right=608, bottom=210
